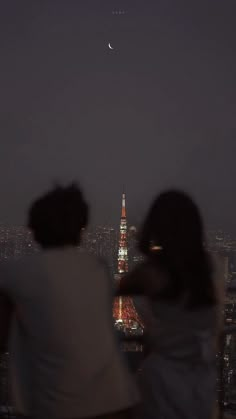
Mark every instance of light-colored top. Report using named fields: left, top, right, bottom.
left=134, top=296, right=219, bottom=419
left=134, top=253, right=224, bottom=361
left=120, top=254, right=223, bottom=419
left=0, top=248, right=138, bottom=419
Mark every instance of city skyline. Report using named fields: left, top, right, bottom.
left=0, top=0, right=236, bottom=406
left=0, top=169, right=236, bottom=417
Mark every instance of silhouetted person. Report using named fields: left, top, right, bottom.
left=0, top=184, right=138, bottom=419
left=118, top=190, right=223, bottom=419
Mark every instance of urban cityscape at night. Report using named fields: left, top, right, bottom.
left=1, top=1, right=236, bottom=418
left=1, top=190, right=236, bottom=417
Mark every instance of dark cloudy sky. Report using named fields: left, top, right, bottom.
left=0, top=0, right=236, bottom=230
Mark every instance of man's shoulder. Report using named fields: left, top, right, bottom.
left=0, top=256, right=27, bottom=273
left=77, top=249, right=103, bottom=264
left=0, top=254, right=41, bottom=283
left=77, top=250, right=108, bottom=271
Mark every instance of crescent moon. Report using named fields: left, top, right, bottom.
left=108, top=43, right=114, bottom=50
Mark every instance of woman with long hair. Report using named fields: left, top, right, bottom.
left=118, top=190, right=223, bottom=419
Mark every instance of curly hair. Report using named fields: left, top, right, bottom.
left=28, top=183, right=89, bottom=248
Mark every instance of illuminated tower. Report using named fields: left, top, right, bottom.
left=118, top=192, right=128, bottom=275
left=113, top=190, right=142, bottom=327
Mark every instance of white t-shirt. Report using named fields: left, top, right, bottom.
left=0, top=248, right=139, bottom=419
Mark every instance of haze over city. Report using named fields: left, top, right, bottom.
left=0, top=1, right=236, bottom=231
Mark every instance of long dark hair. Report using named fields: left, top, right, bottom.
left=139, top=190, right=215, bottom=308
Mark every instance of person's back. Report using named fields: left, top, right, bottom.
left=139, top=285, right=218, bottom=419
left=142, top=290, right=218, bottom=361
left=128, top=263, right=219, bottom=419
left=3, top=249, right=137, bottom=418
left=0, top=184, right=138, bottom=419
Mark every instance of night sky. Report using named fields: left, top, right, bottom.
left=1, top=1, right=236, bottom=230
